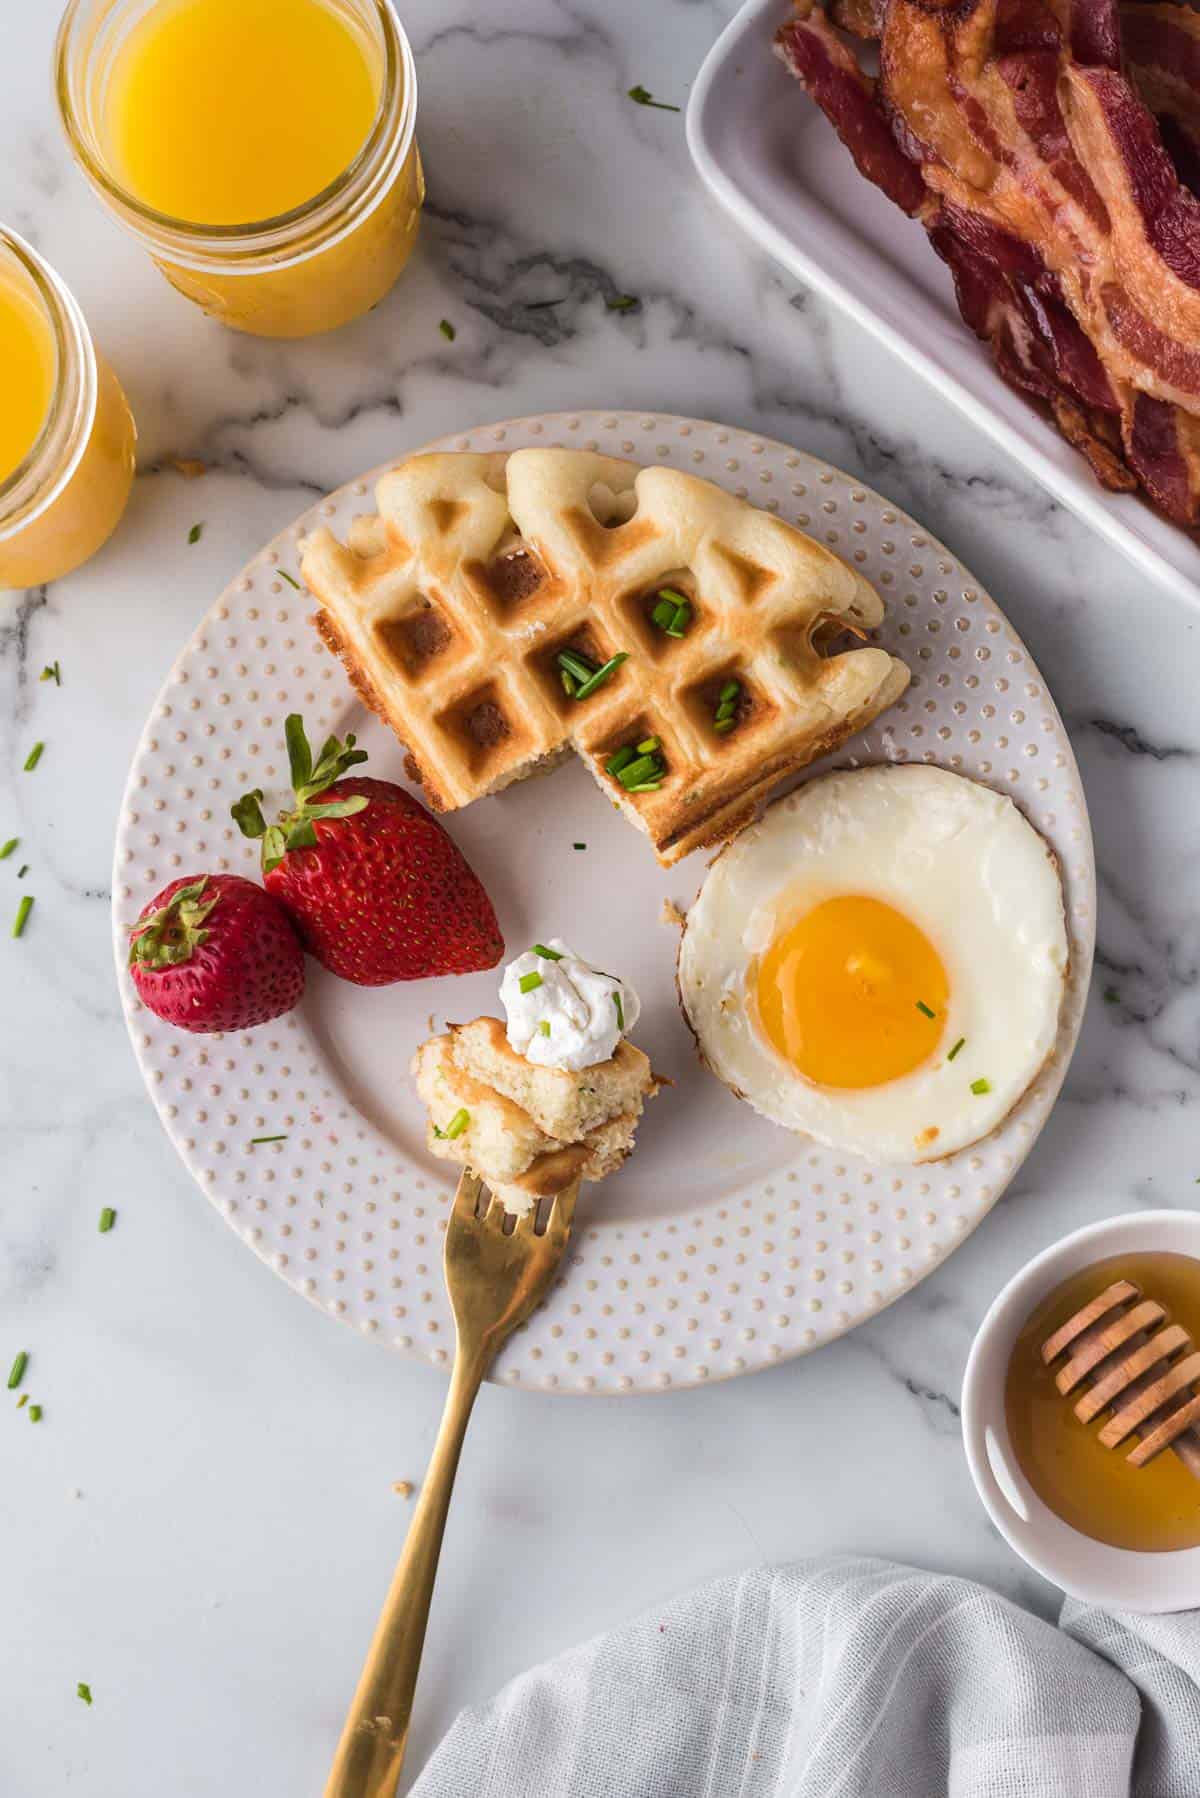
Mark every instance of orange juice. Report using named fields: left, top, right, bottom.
left=58, top=0, right=424, bottom=338
left=0, top=276, right=55, bottom=484
left=103, top=0, right=381, bottom=227
left=0, top=230, right=136, bottom=591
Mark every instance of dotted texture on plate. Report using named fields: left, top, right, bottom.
left=112, top=412, right=1095, bottom=1396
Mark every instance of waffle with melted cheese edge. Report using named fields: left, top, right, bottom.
left=300, top=448, right=909, bottom=866
left=412, top=1019, right=660, bottom=1214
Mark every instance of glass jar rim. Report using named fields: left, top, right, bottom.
left=0, top=228, right=96, bottom=543
left=54, top=0, right=416, bottom=260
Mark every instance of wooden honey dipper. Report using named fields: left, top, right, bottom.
left=1041, top=1279, right=1200, bottom=1479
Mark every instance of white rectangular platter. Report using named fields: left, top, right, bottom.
left=687, top=0, right=1200, bottom=613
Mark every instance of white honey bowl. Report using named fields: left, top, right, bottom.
left=962, top=1208, right=1200, bottom=1613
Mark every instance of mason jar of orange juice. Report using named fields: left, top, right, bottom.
left=0, top=228, right=136, bottom=591
left=55, top=0, right=424, bottom=340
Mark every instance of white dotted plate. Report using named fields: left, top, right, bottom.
left=112, top=412, right=1094, bottom=1395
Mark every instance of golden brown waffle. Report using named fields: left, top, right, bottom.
left=300, top=448, right=909, bottom=865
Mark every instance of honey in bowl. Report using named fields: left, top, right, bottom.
left=1007, top=1251, right=1200, bottom=1552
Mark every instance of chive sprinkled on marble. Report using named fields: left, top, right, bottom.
left=439, top=319, right=456, bottom=341
left=98, top=1208, right=116, bottom=1234
left=627, top=84, right=680, bottom=111
left=188, top=522, right=203, bottom=545
left=23, top=742, right=44, bottom=773
left=40, top=661, right=61, bottom=686
left=0, top=839, right=16, bottom=861
left=7, top=1351, right=27, bottom=1391
left=12, top=895, right=33, bottom=938
left=77, top=1684, right=92, bottom=1706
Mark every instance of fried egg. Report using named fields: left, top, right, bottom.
left=677, top=765, right=1067, bottom=1163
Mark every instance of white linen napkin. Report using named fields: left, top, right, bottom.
left=410, top=1555, right=1200, bottom=1796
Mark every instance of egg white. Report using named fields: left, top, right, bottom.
left=677, top=765, right=1068, bottom=1164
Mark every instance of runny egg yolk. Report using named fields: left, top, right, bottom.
left=755, top=894, right=948, bottom=1089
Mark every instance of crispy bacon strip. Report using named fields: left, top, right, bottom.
left=774, top=15, right=927, bottom=213
left=774, top=0, right=1200, bottom=525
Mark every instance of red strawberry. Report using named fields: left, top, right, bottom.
left=232, top=716, right=504, bottom=985
left=128, top=873, right=305, bottom=1033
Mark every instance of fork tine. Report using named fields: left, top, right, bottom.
left=453, top=1168, right=485, bottom=1219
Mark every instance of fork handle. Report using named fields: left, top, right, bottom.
left=324, top=1343, right=490, bottom=1798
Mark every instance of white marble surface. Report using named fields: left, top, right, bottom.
left=3, top=2, right=1199, bottom=1792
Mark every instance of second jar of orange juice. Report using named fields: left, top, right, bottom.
left=0, top=228, right=136, bottom=590
left=56, top=0, right=424, bottom=338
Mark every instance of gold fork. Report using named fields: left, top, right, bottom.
left=324, top=1169, right=579, bottom=1798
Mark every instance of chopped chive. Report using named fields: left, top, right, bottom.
left=616, top=753, right=661, bottom=788
left=636, top=736, right=660, bottom=755
left=277, top=570, right=301, bottom=590
left=12, top=895, right=33, bottom=938
left=715, top=700, right=737, bottom=723
left=626, top=779, right=663, bottom=791
left=16, top=866, right=28, bottom=880
left=188, top=522, right=203, bottom=545
left=250, top=1134, right=287, bottom=1145
left=29, top=1404, right=42, bottom=1422
left=16, top=1394, right=27, bottom=1410
left=7, top=1351, right=27, bottom=1391
left=560, top=669, right=577, bottom=697
left=719, top=678, right=740, bottom=703
left=574, top=652, right=629, bottom=700
left=23, top=742, right=44, bottom=772
left=606, top=746, right=636, bottom=777
left=539, top=1019, right=551, bottom=1037
left=445, top=1108, right=470, bottom=1140
left=970, top=1077, right=991, bottom=1095
left=0, top=839, right=16, bottom=861
left=1103, top=986, right=1119, bottom=1005
left=627, top=84, right=680, bottom=111
left=713, top=718, right=735, bottom=735
left=432, top=1123, right=446, bottom=1139
left=665, top=602, right=691, bottom=638
left=519, top=970, right=543, bottom=994
left=613, top=990, right=625, bottom=1031
left=40, top=661, right=61, bottom=686
left=439, top=319, right=456, bottom=341
left=948, top=1037, right=965, bottom=1060
left=531, top=943, right=562, bottom=960
left=77, top=1684, right=92, bottom=1706
left=573, top=842, right=586, bottom=851
left=656, top=586, right=688, bottom=607
left=916, top=1001, right=936, bottom=1019
left=556, top=648, right=596, bottom=685
left=98, top=1208, right=116, bottom=1233
left=606, top=294, right=639, bottom=311
left=651, top=599, right=677, bottom=630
